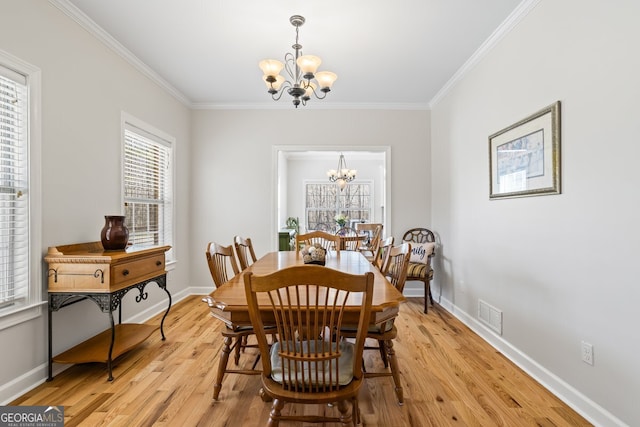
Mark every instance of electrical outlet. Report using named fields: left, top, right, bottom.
left=581, top=341, right=594, bottom=365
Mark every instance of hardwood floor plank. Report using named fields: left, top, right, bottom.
left=10, top=296, right=592, bottom=426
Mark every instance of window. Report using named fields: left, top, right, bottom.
left=122, top=117, right=174, bottom=262
left=305, top=182, right=372, bottom=231
left=0, top=52, right=42, bottom=330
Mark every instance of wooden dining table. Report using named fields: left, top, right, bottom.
left=204, top=250, right=406, bottom=329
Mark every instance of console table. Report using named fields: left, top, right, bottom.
left=45, top=242, right=172, bottom=381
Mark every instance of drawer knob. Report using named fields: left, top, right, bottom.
left=122, top=269, right=130, bottom=276
left=156, top=261, right=162, bottom=266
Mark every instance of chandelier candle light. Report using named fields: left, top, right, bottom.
left=259, top=15, right=337, bottom=108
left=327, top=153, right=356, bottom=190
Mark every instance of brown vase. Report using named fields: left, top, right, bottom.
left=100, top=215, right=129, bottom=250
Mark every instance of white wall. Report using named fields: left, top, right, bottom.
left=190, top=109, right=430, bottom=294
left=431, top=1, right=639, bottom=425
left=0, top=1, right=191, bottom=403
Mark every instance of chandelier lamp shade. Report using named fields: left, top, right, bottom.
left=259, top=15, right=338, bottom=108
left=327, top=153, right=356, bottom=190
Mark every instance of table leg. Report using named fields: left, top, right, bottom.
left=158, top=279, right=172, bottom=340
left=107, top=310, right=115, bottom=381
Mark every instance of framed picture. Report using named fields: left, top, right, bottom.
left=489, top=101, right=561, bottom=199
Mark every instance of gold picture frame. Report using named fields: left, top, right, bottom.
left=489, top=101, right=561, bottom=199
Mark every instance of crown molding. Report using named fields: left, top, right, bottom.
left=190, top=101, right=430, bottom=111
left=48, top=0, right=192, bottom=107
left=429, top=0, right=541, bottom=108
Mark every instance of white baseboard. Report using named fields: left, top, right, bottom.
left=437, top=297, right=627, bottom=427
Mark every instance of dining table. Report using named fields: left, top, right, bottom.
left=204, top=250, right=406, bottom=329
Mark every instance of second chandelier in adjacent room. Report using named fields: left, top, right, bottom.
left=327, top=153, right=356, bottom=190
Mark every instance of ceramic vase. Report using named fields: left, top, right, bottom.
left=100, top=215, right=129, bottom=250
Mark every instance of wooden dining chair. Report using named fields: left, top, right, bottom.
left=355, top=223, right=383, bottom=260
left=373, top=235, right=394, bottom=273
left=233, top=235, right=257, bottom=270
left=244, top=265, right=374, bottom=426
left=335, top=226, right=366, bottom=251
left=342, top=242, right=411, bottom=406
left=295, top=230, right=341, bottom=254
left=402, top=227, right=436, bottom=313
left=202, top=242, right=261, bottom=400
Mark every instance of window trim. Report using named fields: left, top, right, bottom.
left=121, top=112, right=176, bottom=267
left=0, top=50, right=43, bottom=331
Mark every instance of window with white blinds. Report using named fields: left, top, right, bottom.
left=0, top=62, right=32, bottom=320
left=123, top=123, right=174, bottom=261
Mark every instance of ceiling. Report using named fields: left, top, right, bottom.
left=54, top=0, right=525, bottom=109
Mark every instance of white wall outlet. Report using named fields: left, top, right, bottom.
left=581, top=341, right=594, bottom=365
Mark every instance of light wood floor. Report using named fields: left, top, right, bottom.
left=12, top=296, right=592, bottom=426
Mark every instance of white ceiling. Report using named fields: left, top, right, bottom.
left=54, top=0, right=525, bottom=109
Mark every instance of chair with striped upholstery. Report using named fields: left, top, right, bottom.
left=401, top=228, right=436, bottom=313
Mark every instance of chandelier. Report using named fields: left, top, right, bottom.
left=259, top=15, right=337, bottom=108
left=327, top=153, right=356, bottom=190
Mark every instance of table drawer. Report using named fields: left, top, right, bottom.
left=112, top=254, right=165, bottom=290
left=48, top=263, right=111, bottom=292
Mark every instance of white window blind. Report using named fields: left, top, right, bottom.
left=123, top=125, right=173, bottom=260
left=0, top=69, right=29, bottom=311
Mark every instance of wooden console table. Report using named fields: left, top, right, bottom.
left=45, top=242, right=172, bottom=381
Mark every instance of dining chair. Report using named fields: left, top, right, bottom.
left=233, top=235, right=257, bottom=270
left=342, top=242, right=411, bottom=405
left=335, top=226, right=366, bottom=251
left=244, top=265, right=374, bottom=426
left=355, top=223, right=383, bottom=260
left=402, top=227, right=436, bottom=313
left=203, top=242, right=261, bottom=400
left=373, top=235, right=394, bottom=273
left=295, top=230, right=341, bottom=254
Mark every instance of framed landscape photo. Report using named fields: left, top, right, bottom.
left=489, top=101, right=561, bottom=199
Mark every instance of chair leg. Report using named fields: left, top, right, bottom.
left=352, top=397, right=361, bottom=426
left=268, top=398, right=284, bottom=427
left=377, top=339, right=388, bottom=368
left=423, top=279, right=430, bottom=313
left=336, top=399, right=352, bottom=426
left=233, top=336, right=242, bottom=365
left=213, top=335, right=233, bottom=400
left=384, top=339, right=404, bottom=405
